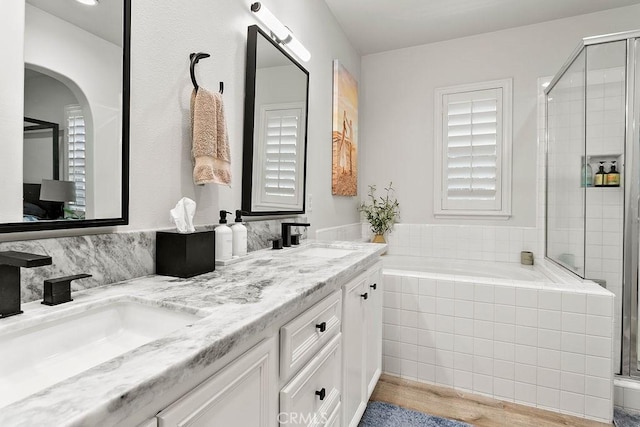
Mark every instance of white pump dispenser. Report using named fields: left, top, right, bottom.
left=231, top=210, right=248, bottom=257
left=215, top=210, right=233, bottom=261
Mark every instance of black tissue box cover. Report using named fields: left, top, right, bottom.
left=156, top=230, right=215, bottom=278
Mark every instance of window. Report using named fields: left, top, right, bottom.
left=434, top=79, right=512, bottom=218
left=252, top=102, right=306, bottom=211
left=65, top=105, right=86, bottom=215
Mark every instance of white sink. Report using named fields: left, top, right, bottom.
left=294, top=246, right=355, bottom=259
left=0, top=298, right=202, bottom=408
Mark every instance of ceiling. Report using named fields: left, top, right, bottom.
left=323, top=0, right=640, bottom=55
left=26, top=0, right=123, bottom=47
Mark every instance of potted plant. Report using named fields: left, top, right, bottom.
left=359, top=182, right=400, bottom=243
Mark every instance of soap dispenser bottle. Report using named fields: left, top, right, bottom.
left=215, top=210, right=233, bottom=261
left=594, top=161, right=606, bottom=187
left=606, top=161, right=620, bottom=187
left=231, top=210, right=248, bottom=257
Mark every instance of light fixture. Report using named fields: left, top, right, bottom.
left=250, top=2, right=311, bottom=62
left=75, top=0, right=99, bottom=5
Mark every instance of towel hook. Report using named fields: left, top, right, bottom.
left=189, top=52, right=224, bottom=93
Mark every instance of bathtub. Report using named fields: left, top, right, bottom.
left=382, top=255, right=597, bottom=291
left=380, top=255, right=615, bottom=423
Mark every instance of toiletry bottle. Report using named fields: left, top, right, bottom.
left=215, top=210, right=233, bottom=261
left=231, top=210, right=248, bottom=257
left=606, top=161, right=620, bottom=187
left=594, top=161, right=606, bottom=187
left=581, top=162, right=593, bottom=187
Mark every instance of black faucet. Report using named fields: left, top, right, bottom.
left=42, top=274, right=92, bottom=306
left=281, top=222, right=310, bottom=247
left=0, top=251, right=52, bottom=318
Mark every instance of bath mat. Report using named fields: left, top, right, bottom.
left=359, top=401, right=470, bottom=427
left=614, top=407, right=640, bottom=427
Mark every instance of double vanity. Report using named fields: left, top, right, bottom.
left=0, top=241, right=385, bottom=427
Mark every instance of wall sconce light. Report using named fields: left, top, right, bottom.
left=250, top=2, right=311, bottom=62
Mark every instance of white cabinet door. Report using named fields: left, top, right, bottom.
left=342, top=272, right=367, bottom=427
left=157, top=337, right=278, bottom=427
left=365, top=263, right=383, bottom=398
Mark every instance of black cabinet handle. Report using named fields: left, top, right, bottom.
left=361, top=292, right=368, bottom=300
left=315, top=388, right=326, bottom=400
left=315, top=322, right=327, bottom=332
left=370, top=283, right=377, bottom=290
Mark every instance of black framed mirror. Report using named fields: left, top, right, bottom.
left=0, top=0, right=130, bottom=233
left=242, top=25, right=309, bottom=216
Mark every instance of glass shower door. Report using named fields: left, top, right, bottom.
left=546, top=50, right=586, bottom=276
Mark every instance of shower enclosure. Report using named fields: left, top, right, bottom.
left=545, top=30, right=640, bottom=377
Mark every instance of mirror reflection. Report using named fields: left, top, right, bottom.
left=242, top=25, right=309, bottom=215
left=1, top=0, right=126, bottom=226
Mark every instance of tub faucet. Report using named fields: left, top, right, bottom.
left=0, top=251, right=52, bottom=318
left=281, top=222, right=310, bottom=247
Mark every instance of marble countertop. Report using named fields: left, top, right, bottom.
left=0, top=240, right=386, bottom=427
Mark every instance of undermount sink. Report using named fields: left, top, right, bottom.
left=0, top=298, right=202, bottom=408
left=294, top=246, right=355, bottom=259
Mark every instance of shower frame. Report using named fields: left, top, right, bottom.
left=545, top=30, right=640, bottom=378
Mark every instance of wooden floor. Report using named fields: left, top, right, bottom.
left=370, top=374, right=612, bottom=427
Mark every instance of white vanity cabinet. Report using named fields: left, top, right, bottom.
left=156, top=337, right=278, bottom=427
left=342, top=261, right=383, bottom=427
left=153, top=258, right=383, bottom=427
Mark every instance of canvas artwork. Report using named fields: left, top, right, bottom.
left=332, top=60, right=358, bottom=196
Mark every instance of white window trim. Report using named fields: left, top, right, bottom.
left=433, top=78, right=513, bottom=219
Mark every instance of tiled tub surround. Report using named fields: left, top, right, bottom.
left=0, top=240, right=385, bottom=426
left=381, top=257, right=615, bottom=423
left=0, top=217, right=306, bottom=304
left=369, top=223, right=542, bottom=264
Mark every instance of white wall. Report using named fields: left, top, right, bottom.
left=0, top=2, right=25, bottom=222
left=127, top=0, right=361, bottom=234
left=360, top=4, right=640, bottom=227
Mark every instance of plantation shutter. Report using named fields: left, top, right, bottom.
left=252, top=102, right=305, bottom=211
left=264, top=109, right=300, bottom=199
left=442, top=88, right=503, bottom=211
left=65, top=105, right=86, bottom=213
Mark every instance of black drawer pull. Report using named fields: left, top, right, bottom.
left=315, top=388, right=326, bottom=400
left=370, top=283, right=377, bottom=290
left=361, top=293, right=368, bottom=300
left=315, top=322, right=327, bottom=332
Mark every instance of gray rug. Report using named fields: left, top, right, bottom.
left=359, top=401, right=470, bottom=427
left=614, top=407, right=640, bottom=427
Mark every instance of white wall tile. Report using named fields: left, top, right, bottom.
left=561, top=372, right=585, bottom=394
left=474, top=373, right=493, bottom=395
left=418, top=363, right=436, bottom=383
left=623, top=387, right=640, bottom=411
left=561, top=391, right=585, bottom=415
left=585, top=376, right=611, bottom=400
left=494, top=378, right=515, bottom=401
left=538, top=310, right=562, bottom=331
left=585, top=395, right=611, bottom=421
left=515, top=382, right=537, bottom=405
left=537, top=386, right=560, bottom=410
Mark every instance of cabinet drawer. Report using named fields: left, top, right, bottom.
left=281, top=290, right=341, bottom=380
left=280, top=334, right=342, bottom=427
